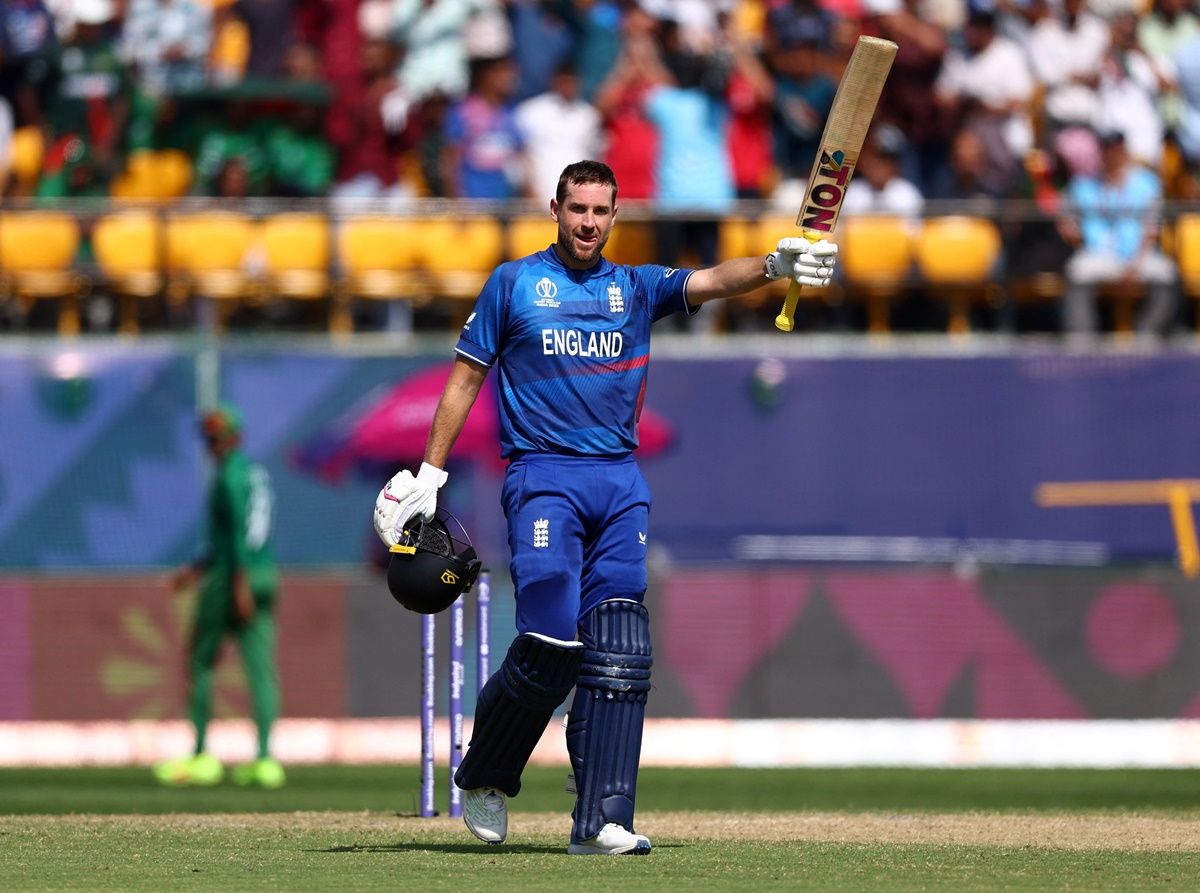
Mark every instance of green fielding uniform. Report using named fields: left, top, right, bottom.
left=190, top=448, right=280, bottom=760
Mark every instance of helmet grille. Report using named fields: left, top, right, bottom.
left=411, top=518, right=452, bottom=558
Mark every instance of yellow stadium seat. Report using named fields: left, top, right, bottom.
left=260, top=213, right=341, bottom=333
left=713, top=217, right=783, bottom=327
left=111, top=149, right=194, bottom=202
left=419, top=217, right=505, bottom=305
left=337, top=216, right=429, bottom=333
left=261, top=212, right=330, bottom=295
left=1175, top=213, right=1200, bottom=336
left=92, top=211, right=165, bottom=335
left=604, top=220, right=657, bottom=267
left=338, top=216, right=426, bottom=294
left=838, top=215, right=914, bottom=334
left=0, top=212, right=86, bottom=335
left=10, top=127, right=44, bottom=191
left=166, top=212, right=262, bottom=328
left=110, top=149, right=157, bottom=200
left=154, top=150, right=193, bottom=199
left=717, top=217, right=759, bottom=263
left=506, top=215, right=558, bottom=260
left=913, top=216, right=1003, bottom=335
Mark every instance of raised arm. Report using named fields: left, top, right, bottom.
left=684, top=239, right=838, bottom=306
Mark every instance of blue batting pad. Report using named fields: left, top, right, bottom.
left=566, top=598, right=653, bottom=842
left=454, top=632, right=584, bottom=797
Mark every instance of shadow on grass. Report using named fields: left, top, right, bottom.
left=311, top=842, right=686, bottom=855
left=311, top=843, right=571, bottom=855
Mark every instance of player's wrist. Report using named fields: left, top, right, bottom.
left=764, top=252, right=786, bottom=280
left=417, top=462, right=448, bottom=489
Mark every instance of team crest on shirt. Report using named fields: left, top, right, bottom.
left=534, top=277, right=560, bottom=308
left=607, top=282, right=624, bottom=313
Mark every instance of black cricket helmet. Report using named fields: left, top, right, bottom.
left=386, top=507, right=482, bottom=614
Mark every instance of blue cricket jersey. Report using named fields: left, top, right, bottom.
left=455, top=246, right=695, bottom=458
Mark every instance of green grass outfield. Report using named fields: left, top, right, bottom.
left=3, top=765, right=1200, bottom=816
left=2, top=766, right=1199, bottom=892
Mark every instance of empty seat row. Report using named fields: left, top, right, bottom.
left=4, top=211, right=1200, bottom=336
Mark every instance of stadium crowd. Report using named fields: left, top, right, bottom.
left=1, top=0, right=1198, bottom=334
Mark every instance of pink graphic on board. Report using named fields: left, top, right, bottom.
left=660, top=568, right=814, bottom=717
left=1183, top=688, right=1200, bottom=718
left=1085, top=581, right=1181, bottom=680
left=826, top=571, right=1087, bottom=718
left=0, top=582, right=30, bottom=720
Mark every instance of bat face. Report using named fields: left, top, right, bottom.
left=800, top=149, right=852, bottom=234
left=793, top=36, right=898, bottom=235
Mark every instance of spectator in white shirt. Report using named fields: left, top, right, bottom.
left=936, top=9, right=1035, bottom=164
left=120, top=0, right=212, bottom=97
left=392, top=0, right=511, bottom=101
left=1093, top=11, right=1170, bottom=169
left=514, top=61, right=603, bottom=202
left=841, top=122, right=925, bottom=224
left=1024, top=0, right=1110, bottom=140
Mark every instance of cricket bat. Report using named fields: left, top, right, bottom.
left=775, top=36, right=898, bottom=332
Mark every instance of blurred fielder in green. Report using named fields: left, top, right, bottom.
left=154, top=404, right=284, bottom=788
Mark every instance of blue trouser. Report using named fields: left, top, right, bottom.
left=502, top=452, right=651, bottom=639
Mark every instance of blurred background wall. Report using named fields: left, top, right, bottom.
left=2, top=338, right=1198, bottom=725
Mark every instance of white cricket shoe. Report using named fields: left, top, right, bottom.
left=567, top=823, right=652, bottom=856
left=462, top=787, right=507, bottom=844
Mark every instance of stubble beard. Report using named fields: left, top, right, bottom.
left=558, top=223, right=611, bottom=266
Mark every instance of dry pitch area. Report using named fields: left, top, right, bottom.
left=19, top=810, right=1200, bottom=851
left=646, top=812, right=1200, bottom=851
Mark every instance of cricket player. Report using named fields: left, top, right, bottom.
left=374, top=160, right=836, bottom=854
left=154, top=404, right=284, bottom=789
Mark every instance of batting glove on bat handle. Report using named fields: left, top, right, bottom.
left=766, top=238, right=838, bottom=287
left=372, top=462, right=448, bottom=548
left=772, top=237, right=838, bottom=331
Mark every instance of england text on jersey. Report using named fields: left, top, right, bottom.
left=541, top=329, right=624, bottom=358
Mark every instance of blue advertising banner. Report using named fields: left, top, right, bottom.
left=1, top=340, right=1198, bottom=569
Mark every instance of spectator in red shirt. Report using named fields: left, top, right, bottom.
left=719, top=10, right=774, bottom=199
left=592, top=2, right=666, bottom=201
left=328, top=37, right=421, bottom=202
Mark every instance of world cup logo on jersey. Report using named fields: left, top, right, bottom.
left=535, top=277, right=560, bottom=308
left=607, top=282, right=624, bottom=313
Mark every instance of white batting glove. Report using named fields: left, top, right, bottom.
left=765, top=238, right=838, bottom=287
left=373, top=462, right=447, bottom=548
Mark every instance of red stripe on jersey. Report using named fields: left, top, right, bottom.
left=561, top=353, right=651, bottom=378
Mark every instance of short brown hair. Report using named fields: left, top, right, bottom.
left=555, top=160, right=618, bottom=205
